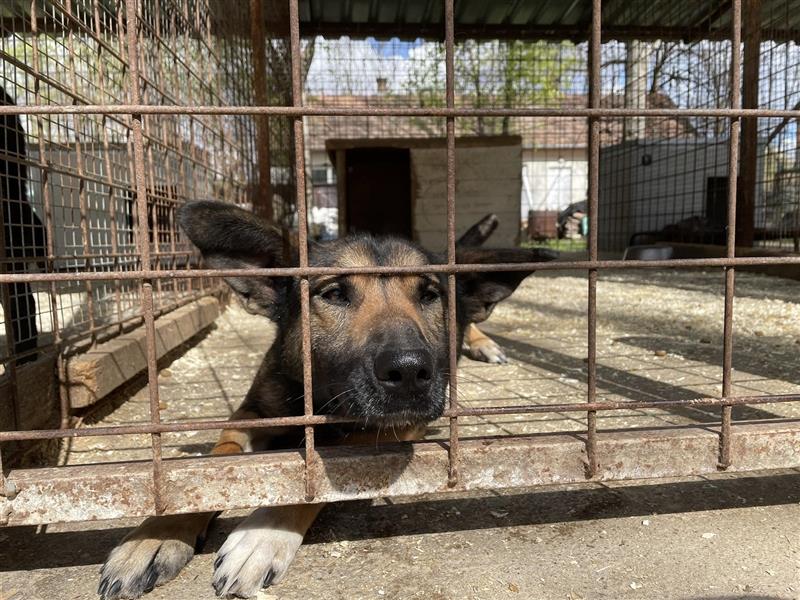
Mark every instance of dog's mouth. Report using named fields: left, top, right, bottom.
left=317, top=370, right=446, bottom=425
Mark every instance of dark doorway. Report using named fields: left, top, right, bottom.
left=705, top=176, right=728, bottom=230
left=345, top=147, right=412, bottom=238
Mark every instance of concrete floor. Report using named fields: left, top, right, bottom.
left=2, top=268, right=800, bottom=599
left=2, top=472, right=800, bottom=599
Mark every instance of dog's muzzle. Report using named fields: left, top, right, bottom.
left=372, top=348, right=433, bottom=395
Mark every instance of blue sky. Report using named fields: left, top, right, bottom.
left=368, top=37, right=424, bottom=59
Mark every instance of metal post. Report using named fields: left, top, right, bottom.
left=585, top=0, right=602, bottom=478
left=288, top=0, right=317, bottom=501
left=125, top=0, right=165, bottom=513
left=250, top=0, right=273, bottom=221
left=444, top=0, right=459, bottom=488
left=720, top=0, right=743, bottom=470
left=737, top=0, right=761, bottom=248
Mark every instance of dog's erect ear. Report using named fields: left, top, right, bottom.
left=178, top=201, right=288, bottom=318
left=456, top=247, right=558, bottom=323
left=456, top=213, right=498, bottom=248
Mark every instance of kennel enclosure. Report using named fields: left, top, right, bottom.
left=1, top=0, right=800, bottom=525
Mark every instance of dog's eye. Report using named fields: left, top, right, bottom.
left=320, top=286, right=349, bottom=306
left=420, top=287, right=441, bottom=305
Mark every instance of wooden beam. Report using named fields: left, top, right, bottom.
left=250, top=0, right=273, bottom=221
left=335, top=149, right=347, bottom=237
left=738, top=0, right=762, bottom=248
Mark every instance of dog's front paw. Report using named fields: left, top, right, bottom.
left=212, top=507, right=304, bottom=598
left=99, top=513, right=210, bottom=599
left=466, top=336, right=508, bottom=364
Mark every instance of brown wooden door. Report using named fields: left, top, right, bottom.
left=345, top=147, right=412, bottom=238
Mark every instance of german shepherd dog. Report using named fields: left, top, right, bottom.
left=98, top=201, right=556, bottom=599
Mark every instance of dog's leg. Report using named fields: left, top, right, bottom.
left=211, top=503, right=323, bottom=598
left=463, top=322, right=507, bottom=364
left=212, top=425, right=426, bottom=598
left=99, top=412, right=259, bottom=600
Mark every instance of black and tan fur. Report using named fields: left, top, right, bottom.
left=98, top=201, right=556, bottom=600
left=455, top=212, right=512, bottom=364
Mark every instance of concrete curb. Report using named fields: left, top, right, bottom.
left=64, top=297, right=220, bottom=409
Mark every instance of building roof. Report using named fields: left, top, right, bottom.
left=4, top=0, right=798, bottom=43
left=297, top=0, right=800, bottom=42
left=304, top=92, right=696, bottom=152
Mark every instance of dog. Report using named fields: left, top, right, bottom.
left=454, top=212, right=513, bottom=365
left=98, top=201, right=557, bottom=599
left=1, top=89, right=47, bottom=363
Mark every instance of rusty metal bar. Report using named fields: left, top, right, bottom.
left=28, top=0, right=67, bottom=429
left=0, top=441, right=6, bottom=508
left=444, top=0, right=459, bottom=488
left=145, top=144, right=164, bottom=305
left=6, top=421, right=800, bottom=526
left=719, top=0, right=744, bottom=470
left=0, top=50, right=126, bottom=126
left=1, top=255, right=799, bottom=284
left=288, top=0, right=317, bottom=501
left=250, top=0, right=273, bottom=221
left=0, top=119, right=247, bottom=189
left=7, top=105, right=800, bottom=118
left=65, top=0, right=98, bottom=345
left=141, top=283, right=165, bottom=512
left=3, top=392, right=800, bottom=444
left=0, top=250, right=192, bottom=264
left=37, top=0, right=127, bottom=64
left=0, top=150, right=140, bottom=196
left=585, top=0, right=601, bottom=478
left=125, top=0, right=165, bottom=514
left=93, top=0, right=125, bottom=340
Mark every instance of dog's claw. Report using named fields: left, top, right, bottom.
left=213, top=575, right=228, bottom=596
left=142, top=562, right=159, bottom=594
left=107, top=581, right=122, bottom=599
left=263, top=569, right=275, bottom=588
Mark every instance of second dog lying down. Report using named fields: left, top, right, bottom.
left=98, top=201, right=557, bottom=599
left=456, top=212, right=513, bottom=364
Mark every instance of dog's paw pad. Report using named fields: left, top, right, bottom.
left=212, top=526, right=303, bottom=598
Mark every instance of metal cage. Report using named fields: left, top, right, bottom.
left=1, top=0, right=800, bottom=526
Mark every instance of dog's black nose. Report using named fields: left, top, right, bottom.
left=374, top=349, right=433, bottom=394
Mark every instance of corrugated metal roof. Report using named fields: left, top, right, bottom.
left=3, top=0, right=799, bottom=42
left=298, top=0, right=800, bottom=42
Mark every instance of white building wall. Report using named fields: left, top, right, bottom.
left=628, top=140, right=731, bottom=234
left=598, top=139, right=765, bottom=253
left=411, top=144, right=521, bottom=251
left=521, top=148, right=588, bottom=217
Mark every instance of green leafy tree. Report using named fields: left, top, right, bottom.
left=405, top=39, right=578, bottom=136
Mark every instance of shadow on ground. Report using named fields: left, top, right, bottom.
left=2, top=470, right=799, bottom=572
left=489, top=333, right=783, bottom=423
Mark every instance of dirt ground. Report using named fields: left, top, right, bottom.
left=2, top=267, right=800, bottom=599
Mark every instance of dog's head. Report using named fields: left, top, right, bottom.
left=179, top=201, right=556, bottom=426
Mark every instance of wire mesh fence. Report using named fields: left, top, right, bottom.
left=0, top=0, right=259, bottom=364
left=0, top=0, right=800, bottom=527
